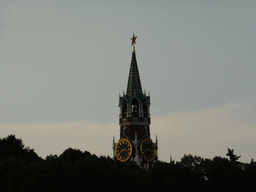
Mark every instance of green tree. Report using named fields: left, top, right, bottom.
left=205, top=156, right=244, bottom=190
left=58, top=148, right=91, bottom=164
left=226, top=148, right=241, bottom=165
left=0, top=135, right=40, bottom=163
left=180, top=154, right=208, bottom=177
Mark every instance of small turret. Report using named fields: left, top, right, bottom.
left=113, top=136, right=115, bottom=159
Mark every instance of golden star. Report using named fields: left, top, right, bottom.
left=131, top=33, right=137, bottom=46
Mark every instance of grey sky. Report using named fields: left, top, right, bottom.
left=1, top=0, right=256, bottom=162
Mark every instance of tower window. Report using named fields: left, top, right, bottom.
left=131, top=98, right=139, bottom=117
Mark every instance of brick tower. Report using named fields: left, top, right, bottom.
left=113, top=34, right=158, bottom=168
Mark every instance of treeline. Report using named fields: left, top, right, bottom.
left=0, top=135, right=256, bottom=191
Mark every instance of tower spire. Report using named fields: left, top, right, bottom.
left=127, top=33, right=142, bottom=96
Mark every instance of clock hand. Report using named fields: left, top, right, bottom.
left=117, top=149, right=130, bottom=155
left=117, top=149, right=124, bottom=155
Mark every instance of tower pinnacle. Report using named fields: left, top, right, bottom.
left=127, top=34, right=142, bottom=96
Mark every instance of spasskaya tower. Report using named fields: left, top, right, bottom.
left=113, top=34, right=158, bottom=168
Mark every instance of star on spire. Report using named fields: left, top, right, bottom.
left=131, top=33, right=137, bottom=46
left=131, top=33, right=137, bottom=52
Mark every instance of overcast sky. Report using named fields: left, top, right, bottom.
left=1, top=0, right=256, bottom=163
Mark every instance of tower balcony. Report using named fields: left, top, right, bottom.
left=119, top=116, right=150, bottom=124
left=120, top=112, right=150, bottom=118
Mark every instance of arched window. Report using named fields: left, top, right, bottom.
left=122, top=100, right=127, bottom=118
left=131, top=98, right=139, bottom=117
left=143, top=99, right=148, bottom=118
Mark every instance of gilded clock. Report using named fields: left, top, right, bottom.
left=115, top=138, right=132, bottom=162
left=140, top=138, right=156, bottom=162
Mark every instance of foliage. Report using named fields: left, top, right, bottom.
left=226, top=148, right=241, bottom=165
left=0, top=135, right=40, bottom=163
left=0, top=135, right=255, bottom=191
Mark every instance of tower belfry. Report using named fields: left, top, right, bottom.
left=113, top=34, right=158, bottom=168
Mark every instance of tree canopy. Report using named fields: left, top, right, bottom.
left=0, top=135, right=255, bottom=191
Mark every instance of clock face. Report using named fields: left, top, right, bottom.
left=115, top=138, right=132, bottom=162
left=140, top=138, right=156, bottom=162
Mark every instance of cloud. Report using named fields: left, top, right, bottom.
left=1, top=97, right=255, bottom=162
left=0, top=120, right=118, bottom=159
left=150, top=97, right=256, bottom=162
